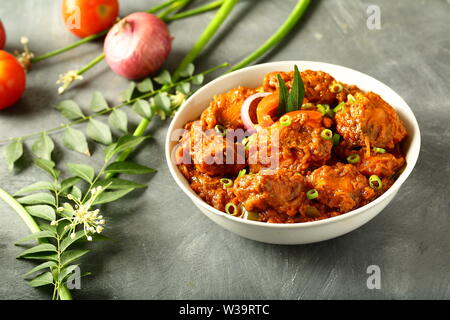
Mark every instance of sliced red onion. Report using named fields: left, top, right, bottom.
left=241, top=92, right=270, bottom=134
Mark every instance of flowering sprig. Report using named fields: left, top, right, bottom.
left=52, top=186, right=107, bottom=241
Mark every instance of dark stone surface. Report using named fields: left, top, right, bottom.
left=0, top=0, right=449, bottom=299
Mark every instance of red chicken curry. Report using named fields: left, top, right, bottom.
left=175, top=68, right=407, bottom=223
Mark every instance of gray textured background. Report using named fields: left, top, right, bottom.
left=0, top=0, right=449, bottom=299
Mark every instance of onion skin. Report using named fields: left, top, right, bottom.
left=103, top=12, right=172, bottom=79
left=241, top=92, right=270, bottom=133
left=0, top=20, right=6, bottom=49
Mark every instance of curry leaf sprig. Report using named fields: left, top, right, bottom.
left=1, top=62, right=228, bottom=171
left=8, top=134, right=154, bottom=300
left=277, top=65, right=305, bottom=116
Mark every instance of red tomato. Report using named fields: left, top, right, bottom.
left=0, top=50, right=26, bottom=110
left=62, top=0, right=119, bottom=38
left=0, top=20, right=6, bottom=49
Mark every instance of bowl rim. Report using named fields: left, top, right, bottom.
left=165, top=60, right=421, bottom=229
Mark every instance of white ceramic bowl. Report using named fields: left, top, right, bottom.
left=165, top=61, right=421, bottom=245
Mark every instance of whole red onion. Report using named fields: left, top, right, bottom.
left=0, top=20, right=6, bottom=49
left=103, top=12, right=172, bottom=80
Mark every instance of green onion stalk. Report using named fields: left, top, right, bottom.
left=115, top=0, right=311, bottom=165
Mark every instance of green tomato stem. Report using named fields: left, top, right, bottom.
left=228, top=0, right=311, bottom=72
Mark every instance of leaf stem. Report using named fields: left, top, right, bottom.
left=165, top=0, right=225, bottom=22
left=158, top=0, right=193, bottom=20
left=0, top=187, right=41, bottom=234
left=173, top=0, right=239, bottom=81
left=228, top=0, right=311, bottom=72
left=77, top=53, right=105, bottom=76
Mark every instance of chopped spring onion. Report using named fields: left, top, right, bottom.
left=280, top=114, right=292, bottom=126
left=333, top=101, right=345, bottom=113
left=306, top=189, right=319, bottom=200
left=369, top=175, right=382, bottom=190
left=320, top=129, right=333, bottom=140
left=241, top=207, right=260, bottom=221
left=220, top=178, right=233, bottom=187
left=225, top=202, right=238, bottom=216
left=332, top=133, right=340, bottom=146
left=301, top=102, right=314, bottom=110
left=214, top=124, right=226, bottom=136
left=347, top=94, right=356, bottom=103
left=238, top=169, right=246, bottom=177
left=317, top=104, right=333, bottom=117
left=373, top=147, right=386, bottom=154
left=330, top=82, right=343, bottom=93
left=347, top=154, right=361, bottom=164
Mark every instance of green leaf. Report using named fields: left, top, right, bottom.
left=70, top=186, right=82, bottom=201
left=25, top=205, right=56, bottom=222
left=86, top=118, right=112, bottom=145
left=277, top=74, right=289, bottom=116
left=60, top=230, right=86, bottom=252
left=55, top=100, right=84, bottom=120
left=19, top=252, right=58, bottom=262
left=104, top=161, right=156, bottom=175
left=176, top=82, right=191, bottom=95
left=3, top=139, right=23, bottom=171
left=60, top=177, right=81, bottom=193
left=179, top=63, right=195, bottom=78
left=32, top=132, right=54, bottom=161
left=103, top=142, right=118, bottom=163
left=60, top=250, right=90, bottom=268
left=136, top=78, right=153, bottom=93
left=108, top=109, right=128, bottom=133
left=29, top=271, right=54, bottom=287
left=34, top=158, right=60, bottom=179
left=90, top=91, right=109, bottom=112
left=58, top=284, right=72, bottom=300
left=132, top=99, right=153, bottom=120
left=67, top=163, right=95, bottom=183
left=191, top=74, right=204, bottom=85
left=59, top=265, right=79, bottom=282
left=14, top=181, right=55, bottom=196
left=63, top=127, right=90, bottom=156
left=107, top=136, right=148, bottom=160
left=93, top=188, right=134, bottom=205
left=153, top=70, right=171, bottom=85
left=17, top=243, right=57, bottom=258
left=39, top=223, right=57, bottom=234
left=18, top=193, right=56, bottom=206
left=24, top=261, right=57, bottom=277
left=153, top=93, right=171, bottom=113
left=289, top=65, right=304, bottom=112
left=94, top=178, right=147, bottom=190
left=119, top=82, right=136, bottom=103
left=15, top=231, right=56, bottom=244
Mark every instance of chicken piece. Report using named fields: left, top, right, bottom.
left=307, top=163, right=376, bottom=213
left=335, top=91, right=407, bottom=149
left=262, top=70, right=338, bottom=105
left=200, top=86, right=257, bottom=130
left=175, top=120, right=245, bottom=176
left=357, top=152, right=405, bottom=177
left=248, top=110, right=332, bottom=173
left=233, top=169, right=306, bottom=216
left=188, top=170, right=237, bottom=212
